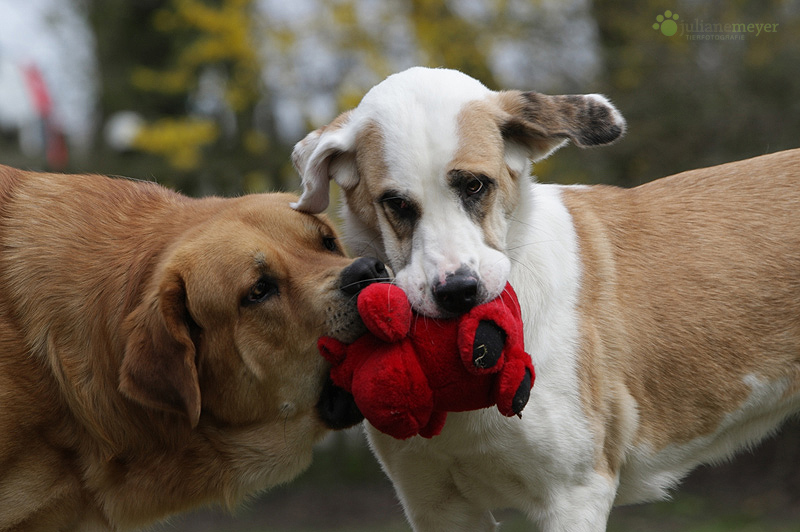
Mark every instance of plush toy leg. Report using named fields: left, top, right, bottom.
left=318, top=336, right=354, bottom=389
left=512, top=368, right=533, bottom=416
left=318, top=336, right=347, bottom=366
left=494, top=356, right=534, bottom=417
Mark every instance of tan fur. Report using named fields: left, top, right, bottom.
left=451, top=99, right=521, bottom=251
left=562, top=149, right=800, bottom=466
left=0, top=165, right=359, bottom=530
left=348, top=120, right=389, bottom=230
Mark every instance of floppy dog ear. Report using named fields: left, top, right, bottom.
left=497, top=91, right=626, bottom=163
left=291, top=110, right=359, bottom=213
left=120, top=268, right=201, bottom=427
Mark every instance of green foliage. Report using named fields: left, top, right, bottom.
left=132, top=0, right=260, bottom=110
left=409, top=0, right=497, bottom=87
left=583, top=0, right=800, bottom=187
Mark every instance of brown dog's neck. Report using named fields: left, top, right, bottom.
left=0, top=168, right=212, bottom=449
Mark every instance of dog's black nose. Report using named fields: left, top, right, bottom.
left=433, top=271, right=479, bottom=315
left=340, top=257, right=390, bottom=295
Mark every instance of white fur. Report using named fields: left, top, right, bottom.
left=367, top=181, right=618, bottom=531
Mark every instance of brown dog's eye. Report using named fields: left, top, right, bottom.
left=242, top=277, right=278, bottom=306
left=322, top=236, right=339, bottom=253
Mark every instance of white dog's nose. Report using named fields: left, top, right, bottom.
left=433, top=269, right=479, bottom=315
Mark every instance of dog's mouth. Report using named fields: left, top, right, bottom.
left=316, top=377, right=364, bottom=430
left=316, top=256, right=391, bottom=430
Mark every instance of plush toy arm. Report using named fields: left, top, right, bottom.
left=318, top=336, right=355, bottom=391
left=357, top=283, right=413, bottom=342
left=318, top=336, right=347, bottom=366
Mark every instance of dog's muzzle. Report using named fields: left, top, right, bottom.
left=340, top=257, right=391, bottom=295
left=317, top=256, right=391, bottom=430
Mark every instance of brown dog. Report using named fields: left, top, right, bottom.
left=0, top=165, right=378, bottom=531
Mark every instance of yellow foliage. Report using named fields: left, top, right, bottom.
left=337, top=89, right=366, bottom=113
left=131, top=66, right=192, bottom=93
left=409, top=0, right=494, bottom=86
left=132, top=0, right=261, bottom=169
left=332, top=1, right=358, bottom=27
left=243, top=129, right=269, bottom=155
left=132, top=118, right=219, bottom=171
left=243, top=170, right=270, bottom=193
left=139, top=0, right=259, bottom=105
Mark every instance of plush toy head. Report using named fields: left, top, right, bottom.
left=318, top=282, right=534, bottom=439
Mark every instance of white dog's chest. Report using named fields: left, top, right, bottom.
left=366, top=376, right=602, bottom=510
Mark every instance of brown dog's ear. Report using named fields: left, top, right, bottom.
left=497, top=91, right=626, bottom=162
left=120, top=269, right=201, bottom=427
left=291, top=110, right=359, bottom=214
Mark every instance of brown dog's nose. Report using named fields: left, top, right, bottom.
left=433, top=270, right=479, bottom=315
left=340, top=257, right=390, bottom=295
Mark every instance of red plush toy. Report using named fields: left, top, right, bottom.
left=318, top=282, right=535, bottom=440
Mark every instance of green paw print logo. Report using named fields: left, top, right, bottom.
left=653, top=10, right=680, bottom=36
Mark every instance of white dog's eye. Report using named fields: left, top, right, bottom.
left=380, top=193, right=418, bottom=223
left=386, top=197, right=410, bottom=212
left=465, top=178, right=484, bottom=196
left=450, top=171, right=493, bottom=203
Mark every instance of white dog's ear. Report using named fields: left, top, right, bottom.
left=497, top=91, right=626, bottom=163
left=291, top=111, right=359, bottom=213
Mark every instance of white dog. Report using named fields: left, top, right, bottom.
left=292, top=67, right=800, bottom=531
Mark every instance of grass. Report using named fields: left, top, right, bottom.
left=153, top=488, right=800, bottom=532
left=149, top=423, right=800, bottom=532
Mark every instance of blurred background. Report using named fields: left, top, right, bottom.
left=0, top=0, right=798, bottom=530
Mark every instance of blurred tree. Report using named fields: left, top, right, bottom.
left=409, top=0, right=497, bottom=88
left=582, top=0, right=800, bottom=187
left=90, top=0, right=177, bottom=117
left=124, top=0, right=280, bottom=194
left=83, top=0, right=799, bottom=195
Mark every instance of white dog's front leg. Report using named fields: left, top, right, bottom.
left=407, top=501, right=499, bottom=532
left=391, top=460, right=500, bottom=531
left=367, top=429, right=499, bottom=532
left=532, top=473, right=617, bottom=532
left=398, top=478, right=500, bottom=531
